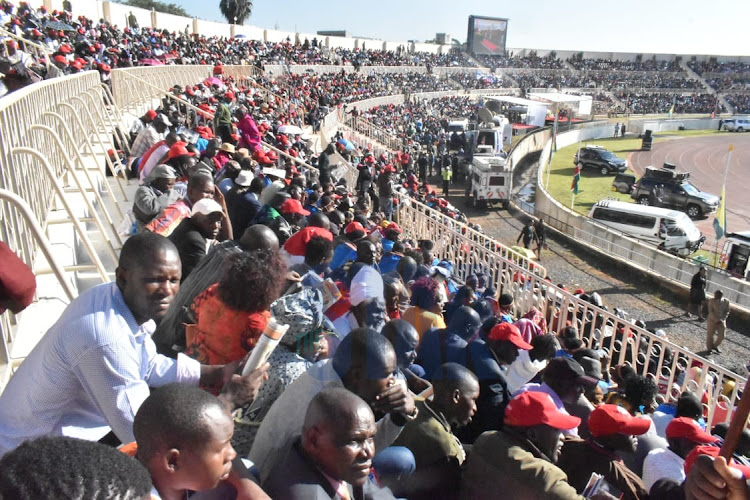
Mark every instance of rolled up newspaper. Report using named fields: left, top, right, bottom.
left=241, top=317, right=289, bottom=376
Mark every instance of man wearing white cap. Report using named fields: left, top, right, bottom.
left=132, top=164, right=180, bottom=232
left=258, top=167, right=288, bottom=207
left=168, top=198, right=225, bottom=281
left=331, top=265, right=388, bottom=354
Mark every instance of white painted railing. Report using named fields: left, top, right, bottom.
left=398, top=189, right=746, bottom=426
left=0, top=71, right=130, bottom=369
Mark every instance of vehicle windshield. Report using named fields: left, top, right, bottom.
left=600, top=151, right=619, bottom=160
left=681, top=182, right=700, bottom=195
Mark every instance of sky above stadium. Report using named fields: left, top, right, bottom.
left=179, top=0, right=750, bottom=57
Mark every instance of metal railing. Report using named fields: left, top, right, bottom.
left=398, top=191, right=745, bottom=425
left=342, top=114, right=404, bottom=152
left=0, top=189, right=76, bottom=372
left=397, top=193, right=547, bottom=279
left=110, top=65, right=212, bottom=110
left=0, top=72, right=130, bottom=370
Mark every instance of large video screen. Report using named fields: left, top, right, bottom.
left=467, top=16, right=508, bottom=56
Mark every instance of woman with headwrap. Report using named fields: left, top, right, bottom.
left=231, top=287, right=332, bottom=455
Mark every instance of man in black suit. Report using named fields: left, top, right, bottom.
left=168, top=198, right=224, bottom=282
left=263, top=387, right=394, bottom=499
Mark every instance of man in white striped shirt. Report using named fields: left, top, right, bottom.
left=0, top=232, right=266, bottom=456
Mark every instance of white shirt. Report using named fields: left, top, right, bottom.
left=0, top=283, right=200, bottom=456
left=642, top=447, right=685, bottom=490
left=505, top=349, right=548, bottom=394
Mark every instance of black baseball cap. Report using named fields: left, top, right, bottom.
left=545, top=357, right=599, bottom=388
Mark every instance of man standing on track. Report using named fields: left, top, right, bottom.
left=706, top=290, right=730, bottom=353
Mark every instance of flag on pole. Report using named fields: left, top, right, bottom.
left=713, top=184, right=726, bottom=239
left=571, top=165, right=581, bottom=195
left=668, top=96, right=676, bottom=118
left=713, top=144, right=733, bottom=239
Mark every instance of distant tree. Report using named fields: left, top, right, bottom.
left=121, top=0, right=188, bottom=17
left=219, top=0, right=252, bottom=25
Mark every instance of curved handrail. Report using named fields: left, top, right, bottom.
left=0, top=189, right=75, bottom=301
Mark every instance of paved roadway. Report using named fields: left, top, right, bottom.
left=629, top=132, right=750, bottom=243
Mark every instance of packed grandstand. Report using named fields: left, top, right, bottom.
left=2, top=1, right=750, bottom=499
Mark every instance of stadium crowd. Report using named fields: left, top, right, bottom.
left=725, top=94, right=750, bottom=114
left=357, top=96, right=479, bottom=140
left=511, top=70, right=703, bottom=92
left=1, top=58, right=749, bottom=498
left=4, top=2, right=749, bottom=119
left=567, top=56, right=682, bottom=72
left=474, top=51, right=566, bottom=69
left=621, top=92, right=724, bottom=115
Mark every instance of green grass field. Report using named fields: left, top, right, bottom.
left=542, top=129, right=720, bottom=216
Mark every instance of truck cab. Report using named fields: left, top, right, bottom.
left=458, top=123, right=513, bottom=180
left=719, top=232, right=750, bottom=280
left=465, top=154, right=511, bottom=209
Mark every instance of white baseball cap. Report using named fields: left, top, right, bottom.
left=235, top=170, right=254, bottom=187
left=191, top=198, right=223, bottom=216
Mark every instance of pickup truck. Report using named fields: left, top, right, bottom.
left=624, top=165, right=719, bottom=218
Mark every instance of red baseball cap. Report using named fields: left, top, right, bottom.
left=146, top=110, right=157, bottom=120
left=224, top=91, right=235, bottom=100
left=53, top=55, right=67, bottom=65
left=280, top=198, right=310, bottom=216
left=167, top=142, right=195, bottom=160
left=283, top=226, right=333, bottom=256
left=345, top=221, right=366, bottom=235
left=386, top=222, right=402, bottom=234
left=504, top=391, right=581, bottom=430
left=587, top=404, right=651, bottom=438
left=684, top=445, right=750, bottom=479
left=666, top=417, right=719, bottom=444
left=487, top=322, right=532, bottom=350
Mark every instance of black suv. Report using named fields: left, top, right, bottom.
left=574, top=146, right=628, bottom=175
left=630, top=166, right=719, bottom=218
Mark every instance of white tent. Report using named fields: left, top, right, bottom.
left=482, top=96, right=550, bottom=127
left=527, top=92, right=593, bottom=116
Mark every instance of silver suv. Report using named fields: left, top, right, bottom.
left=723, top=118, right=750, bottom=132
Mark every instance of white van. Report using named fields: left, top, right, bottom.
left=589, top=200, right=704, bottom=256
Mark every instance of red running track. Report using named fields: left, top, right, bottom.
left=629, top=133, right=750, bottom=245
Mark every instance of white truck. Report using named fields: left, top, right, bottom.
left=719, top=232, right=750, bottom=280
left=464, top=153, right=512, bottom=209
